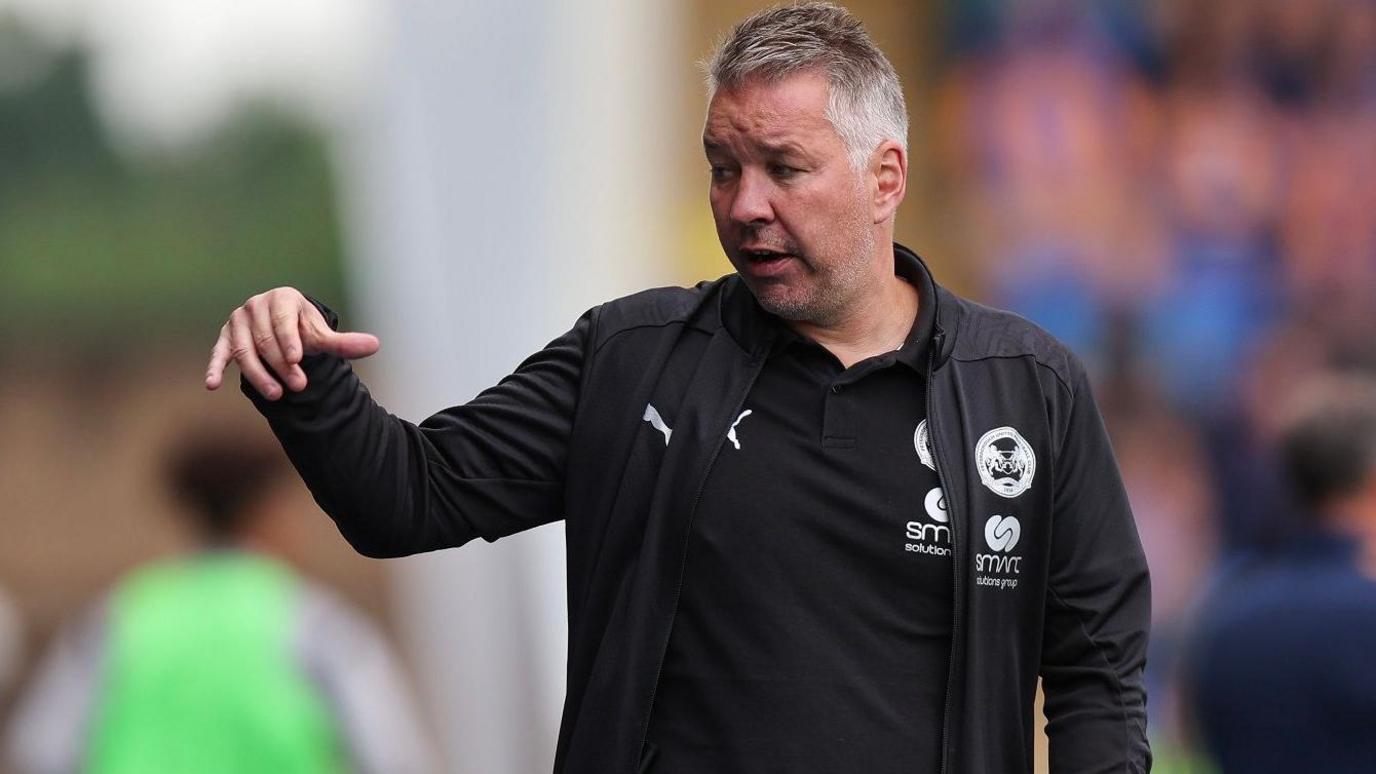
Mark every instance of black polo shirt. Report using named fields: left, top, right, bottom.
left=645, top=254, right=952, bottom=773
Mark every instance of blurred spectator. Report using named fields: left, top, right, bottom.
left=1323, top=0, right=1376, bottom=105
left=0, top=584, right=22, bottom=708
left=1184, top=375, right=1376, bottom=772
left=1279, top=106, right=1376, bottom=352
left=1199, top=322, right=1335, bottom=554
left=1139, top=84, right=1284, bottom=413
left=1249, top=0, right=1334, bottom=109
left=3, top=431, right=435, bottom=774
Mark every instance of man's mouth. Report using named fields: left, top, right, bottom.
left=738, top=247, right=799, bottom=278
left=741, top=248, right=796, bottom=264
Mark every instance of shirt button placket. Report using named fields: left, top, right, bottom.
left=823, top=381, right=855, bottom=449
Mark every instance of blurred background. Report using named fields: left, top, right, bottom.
left=2, top=0, right=1373, bottom=772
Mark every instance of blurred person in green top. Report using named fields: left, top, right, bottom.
left=4, top=432, right=435, bottom=774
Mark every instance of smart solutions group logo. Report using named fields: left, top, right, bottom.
left=983, top=514, right=1020, bottom=552
left=975, top=514, right=1023, bottom=590
left=905, top=487, right=951, bottom=558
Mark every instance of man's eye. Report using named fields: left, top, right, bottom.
left=769, top=164, right=799, bottom=179
left=709, top=166, right=735, bottom=182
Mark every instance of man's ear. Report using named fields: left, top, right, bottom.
left=871, top=140, right=907, bottom=224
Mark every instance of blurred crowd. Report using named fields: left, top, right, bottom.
left=934, top=0, right=1376, bottom=766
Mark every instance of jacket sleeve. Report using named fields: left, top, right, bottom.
left=244, top=301, right=594, bottom=558
left=1040, top=359, right=1152, bottom=774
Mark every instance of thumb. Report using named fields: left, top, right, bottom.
left=302, top=312, right=380, bottom=359
left=316, top=330, right=381, bottom=360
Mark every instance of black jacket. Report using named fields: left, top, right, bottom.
left=248, top=245, right=1151, bottom=774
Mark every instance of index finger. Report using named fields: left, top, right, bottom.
left=205, top=324, right=232, bottom=390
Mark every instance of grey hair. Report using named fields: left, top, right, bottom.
left=704, top=2, right=908, bottom=170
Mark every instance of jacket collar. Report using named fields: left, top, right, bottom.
left=717, top=242, right=956, bottom=368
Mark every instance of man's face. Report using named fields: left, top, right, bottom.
left=704, top=69, right=878, bottom=326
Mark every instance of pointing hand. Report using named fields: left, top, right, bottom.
left=204, top=287, right=380, bottom=400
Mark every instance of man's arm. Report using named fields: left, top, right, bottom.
left=4, top=601, right=107, bottom=774
left=1040, top=360, right=1152, bottom=774
left=205, top=288, right=592, bottom=557
left=294, top=584, right=439, bottom=774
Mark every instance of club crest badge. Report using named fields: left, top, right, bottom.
left=975, top=426, right=1036, bottom=498
left=913, top=419, right=936, bottom=471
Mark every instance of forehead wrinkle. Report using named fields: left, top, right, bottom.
left=703, top=110, right=826, bottom=158
left=706, top=104, right=836, bottom=165
left=703, top=133, right=809, bottom=159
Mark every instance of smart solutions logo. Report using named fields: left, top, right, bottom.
left=904, top=487, right=951, bottom=558
left=975, top=514, right=1023, bottom=590
left=983, top=514, right=1020, bottom=552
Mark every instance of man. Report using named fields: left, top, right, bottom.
left=204, top=4, right=1150, bottom=772
left=1186, top=376, right=1376, bottom=773
left=4, top=432, right=433, bottom=774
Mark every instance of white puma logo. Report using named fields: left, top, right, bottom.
left=643, top=404, right=672, bottom=446
left=727, top=409, right=753, bottom=450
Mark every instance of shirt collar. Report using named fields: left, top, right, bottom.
left=892, top=244, right=937, bottom=372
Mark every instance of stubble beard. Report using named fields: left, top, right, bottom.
left=755, top=206, right=876, bottom=328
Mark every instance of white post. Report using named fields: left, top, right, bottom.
left=332, top=1, right=683, bottom=772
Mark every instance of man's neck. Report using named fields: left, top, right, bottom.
left=789, top=267, right=919, bottom=369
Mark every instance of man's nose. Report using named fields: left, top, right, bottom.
left=729, top=170, right=774, bottom=224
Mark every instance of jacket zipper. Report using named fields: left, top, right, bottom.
left=634, top=355, right=766, bottom=773
left=927, top=332, right=960, bottom=774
